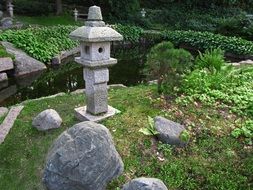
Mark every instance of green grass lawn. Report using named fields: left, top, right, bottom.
left=0, top=85, right=252, bottom=190
left=16, top=14, right=83, bottom=26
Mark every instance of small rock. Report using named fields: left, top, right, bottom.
left=148, top=80, right=158, bottom=85
left=51, top=55, right=61, bottom=65
left=32, top=109, right=62, bottom=131
left=43, top=121, right=124, bottom=190
left=70, top=88, right=85, bottom=95
left=230, top=62, right=240, bottom=67
left=1, top=17, right=13, bottom=28
left=239, top=59, right=253, bottom=65
left=0, top=73, right=8, bottom=82
left=108, top=84, right=127, bottom=89
left=0, top=107, right=8, bottom=118
left=122, top=177, right=168, bottom=190
left=154, top=116, right=187, bottom=147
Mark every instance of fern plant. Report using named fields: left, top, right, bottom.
left=195, top=48, right=226, bottom=73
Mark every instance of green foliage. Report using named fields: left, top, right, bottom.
left=108, top=0, right=140, bottom=21
left=179, top=130, right=191, bottom=143
left=0, top=44, right=13, bottom=59
left=162, top=30, right=253, bottom=56
left=142, top=30, right=164, bottom=43
left=177, top=49, right=253, bottom=145
left=139, top=116, right=159, bottom=136
left=0, top=25, right=78, bottom=63
left=13, top=0, right=54, bottom=16
left=179, top=66, right=253, bottom=117
left=157, top=142, right=173, bottom=157
left=0, top=85, right=252, bottom=190
left=232, top=120, right=253, bottom=144
left=144, top=41, right=193, bottom=94
left=113, top=24, right=143, bottom=43
left=195, top=49, right=226, bottom=73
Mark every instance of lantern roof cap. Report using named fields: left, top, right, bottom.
left=69, top=5, right=123, bottom=42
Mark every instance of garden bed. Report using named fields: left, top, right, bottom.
left=1, top=25, right=253, bottom=64
left=0, top=85, right=252, bottom=189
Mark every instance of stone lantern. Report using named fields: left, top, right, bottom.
left=8, top=2, right=14, bottom=18
left=141, top=8, right=146, bottom=18
left=73, top=8, right=78, bottom=22
left=70, top=6, right=123, bottom=122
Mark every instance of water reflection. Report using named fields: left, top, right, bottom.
left=0, top=45, right=149, bottom=106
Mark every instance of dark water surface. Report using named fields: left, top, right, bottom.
left=0, top=45, right=150, bottom=106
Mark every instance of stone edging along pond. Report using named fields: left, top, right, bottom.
left=0, top=41, right=46, bottom=77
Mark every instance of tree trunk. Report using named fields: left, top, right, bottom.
left=56, top=0, right=63, bottom=15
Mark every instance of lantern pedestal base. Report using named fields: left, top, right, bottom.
left=74, top=105, right=120, bottom=122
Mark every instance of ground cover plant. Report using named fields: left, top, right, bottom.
left=112, top=24, right=143, bottom=43
left=1, top=24, right=253, bottom=63
left=0, top=85, right=252, bottom=189
left=0, top=25, right=78, bottom=63
left=162, top=30, right=253, bottom=56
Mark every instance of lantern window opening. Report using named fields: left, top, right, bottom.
left=85, top=46, right=90, bottom=54
left=98, top=47, right=104, bottom=53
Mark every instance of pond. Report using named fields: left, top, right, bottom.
left=0, top=45, right=150, bottom=106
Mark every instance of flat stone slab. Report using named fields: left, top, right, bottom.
left=74, top=105, right=120, bottom=122
left=1, top=41, right=46, bottom=76
left=0, top=105, right=24, bottom=144
left=231, top=59, right=253, bottom=66
left=0, top=57, right=14, bottom=72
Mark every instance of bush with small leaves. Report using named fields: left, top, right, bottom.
left=144, top=41, right=193, bottom=94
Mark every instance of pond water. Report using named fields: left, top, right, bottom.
left=0, top=45, right=150, bottom=106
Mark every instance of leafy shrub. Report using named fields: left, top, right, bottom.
left=113, top=24, right=143, bottom=43
left=179, top=50, right=253, bottom=118
left=162, top=30, right=253, bottom=56
left=195, top=49, right=226, bottom=73
left=144, top=41, right=193, bottom=94
left=0, top=25, right=78, bottom=63
left=142, top=30, right=164, bottom=43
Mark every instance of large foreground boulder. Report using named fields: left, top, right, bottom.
left=32, top=109, right=62, bottom=131
left=122, top=177, right=168, bottom=190
left=1, top=41, right=46, bottom=76
left=154, top=116, right=187, bottom=147
left=43, top=121, right=124, bottom=190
